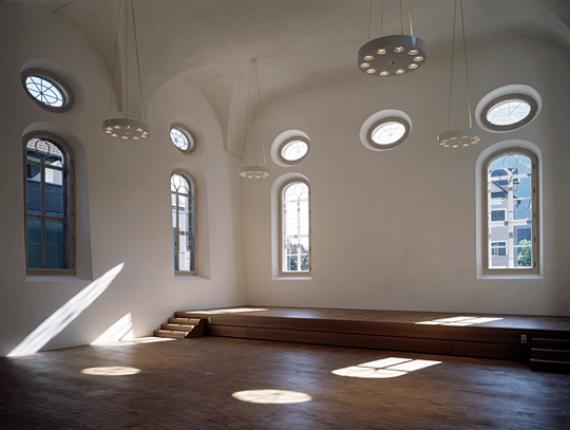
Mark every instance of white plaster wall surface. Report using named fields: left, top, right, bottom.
left=0, top=5, right=245, bottom=356
left=242, top=37, right=570, bottom=316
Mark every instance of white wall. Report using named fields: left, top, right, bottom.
left=242, top=36, right=570, bottom=316
left=0, top=5, right=245, bottom=356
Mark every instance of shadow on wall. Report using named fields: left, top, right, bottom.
left=7, top=263, right=125, bottom=357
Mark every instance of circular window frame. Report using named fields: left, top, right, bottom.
left=481, top=93, right=538, bottom=132
left=21, top=68, right=73, bottom=113
left=475, top=85, right=541, bottom=134
left=271, top=129, right=311, bottom=167
left=366, top=117, right=410, bottom=150
left=169, top=123, right=196, bottom=153
left=277, top=136, right=311, bottom=166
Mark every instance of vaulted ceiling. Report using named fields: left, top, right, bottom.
left=8, top=0, right=570, bottom=152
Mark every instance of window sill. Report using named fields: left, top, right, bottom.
left=25, top=275, right=86, bottom=283
left=273, top=276, right=312, bottom=281
left=477, top=273, right=543, bottom=280
left=174, top=273, right=210, bottom=281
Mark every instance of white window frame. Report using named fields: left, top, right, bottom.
left=279, top=179, right=311, bottom=276
left=479, top=146, right=540, bottom=277
left=171, top=171, right=196, bottom=275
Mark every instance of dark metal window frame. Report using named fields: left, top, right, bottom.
left=23, top=132, right=75, bottom=275
left=21, top=68, right=74, bottom=113
left=171, top=171, right=196, bottom=275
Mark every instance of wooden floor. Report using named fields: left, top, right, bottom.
left=1, top=337, right=569, bottom=430
left=180, top=306, right=570, bottom=361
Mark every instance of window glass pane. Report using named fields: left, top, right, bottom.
left=24, top=74, right=67, bottom=108
left=282, top=182, right=310, bottom=273
left=515, top=245, right=532, bottom=267
left=514, top=199, right=532, bottom=220
left=45, top=220, right=65, bottom=269
left=281, top=140, right=309, bottom=162
left=44, top=170, right=65, bottom=217
left=27, top=219, right=42, bottom=268
left=487, top=152, right=535, bottom=270
left=486, top=99, right=532, bottom=127
left=26, top=165, right=42, bottom=215
left=514, top=225, right=532, bottom=245
left=171, top=173, right=194, bottom=272
left=490, top=210, right=505, bottom=222
left=25, top=137, right=71, bottom=271
left=513, top=177, right=531, bottom=199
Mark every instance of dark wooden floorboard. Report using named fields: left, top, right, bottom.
left=1, top=337, right=569, bottom=430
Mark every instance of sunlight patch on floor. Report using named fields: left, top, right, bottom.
left=232, top=389, right=311, bottom=404
left=81, top=366, right=140, bottom=376
left=332, top=357, right=441, bottom=379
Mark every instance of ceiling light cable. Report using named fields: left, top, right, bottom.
left=108, top=0, right=122, bottom=115
left=460, top=0, right=473, bottom=129
left=446, top=0, right=457, bottom=129
left=131, top=0, right=145, bottom=121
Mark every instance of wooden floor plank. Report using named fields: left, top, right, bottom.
left=0, top=337, right=568, bottom=430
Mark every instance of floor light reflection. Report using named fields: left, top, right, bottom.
left=232, top=389, right=311, bottom=404
left=332, top=357, right=441, bottom=379
left=8, top=263, right=125, bottom=357
left=415, top=316, right=503, bottom=326
left=81, top=366, right=140, bottom=376
left=128, top=336, right=175, bottom=344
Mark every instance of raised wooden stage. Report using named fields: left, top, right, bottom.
left=177, top=307, right=570, bottom=363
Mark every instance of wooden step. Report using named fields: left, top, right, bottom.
left=531, top=348, right=570, bottom=361
left=162, top=323, right=196, bottom=331
left=154, top=329, right=189, bottom=339
left=532, top=338, right=570, bottom=350
left=169, top=317, right=202, bottom=325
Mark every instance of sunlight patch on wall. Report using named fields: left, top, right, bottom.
left=81, top=366, right=140, bottom=376
left=415, top=316, right=503, bottom=326
left=232, top=389, right=311, bottom=404
left=8, top=263, right=125, bottom=357
left=91, top=313, right=134, bottom=345
left=332, top=357, right=441, bottom=379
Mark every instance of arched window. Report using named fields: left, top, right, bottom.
left=24, top=136, right=74, bottom=272
left=281, top=180, right=310, bottom=274
left=483, top=149, right=538, bottom=273
left=171, top=173, right=195, bottom=273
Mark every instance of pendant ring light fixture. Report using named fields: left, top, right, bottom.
left=437, top=0, right=480, bottom=149
left=103, top=0, right=150, bottom=140
left=358, top=0, right=426, bottom=77
left=240, top=58, right=270, bottom=179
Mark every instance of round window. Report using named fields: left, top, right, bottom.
left=279, top=138, right=310, bottom=163
left=367, top=117, right=410, bottom=150
left=476, top=85, right=541, bottom=133
left=482, top=95, right=537, bottom=131
left=22, top=69, right=72, bottom=111
left=169, top=125, right=195, bottom=152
